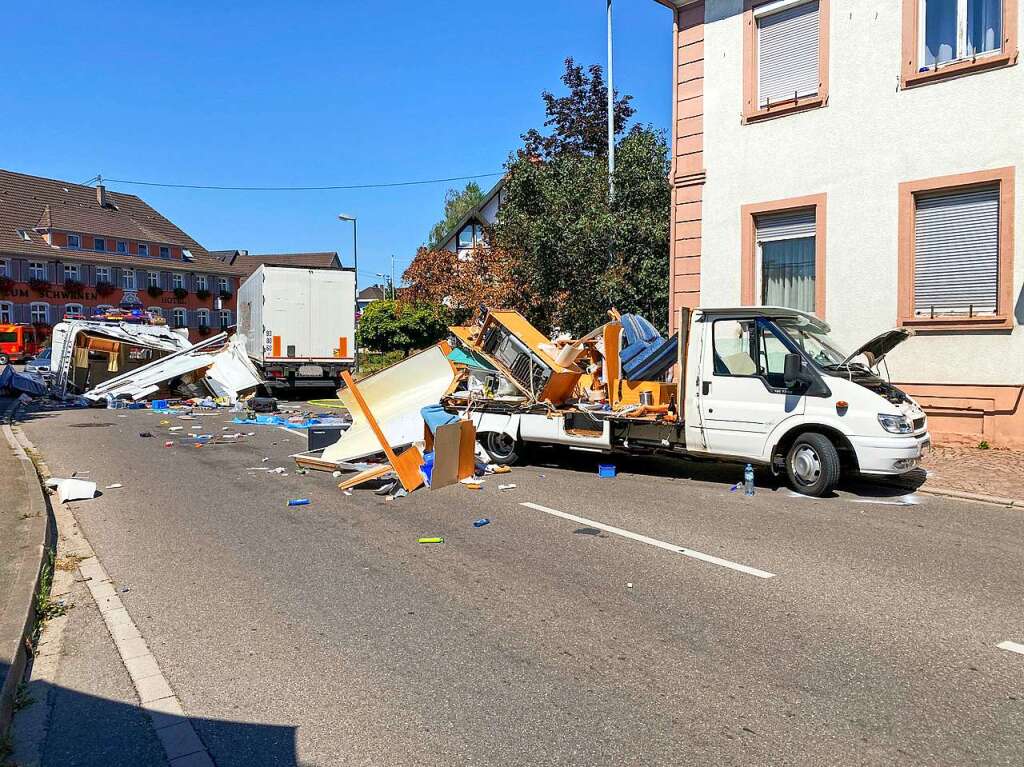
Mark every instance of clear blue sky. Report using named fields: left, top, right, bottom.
left=1, top=1, right=672, bottom=287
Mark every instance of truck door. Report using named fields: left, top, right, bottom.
left=697, top=318, right=804, bottom=458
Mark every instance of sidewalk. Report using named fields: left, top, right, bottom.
left=920, top=445, right=1024, bottom=502
left=0, top=397, right=50, bottom=732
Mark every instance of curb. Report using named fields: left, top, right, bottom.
left=914, top=485, right=1023, bottom=508
left=0, top=399, right=55, bottom=736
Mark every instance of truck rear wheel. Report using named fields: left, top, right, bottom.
left=785, top=433, right=840, bottom=497
left=0, top=353, right=8, bottom=366
left=482, top=431, right=523, bottom=465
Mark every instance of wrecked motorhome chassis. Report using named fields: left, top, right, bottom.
left=441, top=307, right=931, bottom=498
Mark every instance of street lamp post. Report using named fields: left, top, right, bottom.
left=338, top=213, right=359, bottom=371
left=607, top=0, right=615, bottom=202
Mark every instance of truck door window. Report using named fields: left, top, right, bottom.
left=712, top=320, right=757, bottom=376
left=757, top=324, right=790, bottom=388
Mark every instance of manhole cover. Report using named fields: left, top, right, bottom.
left=67, top=423, right=115, bottom=428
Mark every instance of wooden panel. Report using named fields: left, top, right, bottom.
left=458, top=421, right=476, bottom=479
left=431, top=422, right=462, bottom=490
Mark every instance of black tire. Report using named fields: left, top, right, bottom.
left=482, top=431, right=523, bottom=465
left=0, top=354, right=8, bottom=366
left=785, top=432, right=840, bottom=497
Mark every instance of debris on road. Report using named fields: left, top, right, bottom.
left=417, top=537, right=444, bottom=544
left=105, top=483, right=123, bottom=489
left=473, top=518, right=490, bottom=527
left=498, top=484, right=517, bottom=491
left=287, top=499, right=310, bottom=507
left=47, top=478, right=98, bottom=504
left=598, top=464, right=617, bottom=478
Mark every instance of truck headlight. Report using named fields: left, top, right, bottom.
left=878, top=413, right=912, bottom=434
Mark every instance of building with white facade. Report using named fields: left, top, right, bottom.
left=652, top=0, right=1022, bottom=445
left=436, top=179, right=506, bottom=258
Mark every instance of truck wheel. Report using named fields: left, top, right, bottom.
left=0, top=353, right=8, bottom=366
left=482, top=431, right=523, bottom=465
left=786, top=433, right=840, bottom=497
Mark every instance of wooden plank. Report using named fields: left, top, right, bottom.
left=431, top=422, right=462, bottom=490
left=458, top=421, right=476, bottom=480
left=337, top=463, right=393, bottom=491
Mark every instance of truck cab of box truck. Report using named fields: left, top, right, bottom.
left=0, top=323, right=48, bottom=366
left=684, top=308, right=929, bottom=496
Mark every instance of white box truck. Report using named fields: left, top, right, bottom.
left=237, top=265, right=356, bottom=389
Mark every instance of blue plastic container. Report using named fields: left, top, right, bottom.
left=151, top=399, right=169, bottom=410
left=598, top=464, right=617, bottom=478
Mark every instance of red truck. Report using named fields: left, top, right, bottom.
left=0, top=323, right=49, bottom=366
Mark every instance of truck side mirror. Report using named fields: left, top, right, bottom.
left=783, top=353, right=805, bottom=389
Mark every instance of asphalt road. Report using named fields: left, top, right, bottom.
left=17, top=400, right=1024, bottom=766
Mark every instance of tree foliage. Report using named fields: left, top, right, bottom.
left=493, top=59, right=670, bottom=335
left=427, top=182, right=485, bottom=248
left=402, top=243, right=536, bottom=326
left=522, top=57, right=635, bottom=161
left=357, top=299, right=448, bottom=356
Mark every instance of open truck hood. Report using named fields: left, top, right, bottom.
left=840, top=328, right=914, bottom=369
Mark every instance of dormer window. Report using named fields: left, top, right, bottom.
left=67, top=234, right=81, bottom=249
left=160, top=246, right=170, bottom=259
left=138, top=244, right=149, bottom=257
left=15, top=229, right=30, bottom=241
left=116, top=241, right=128, bottom=254
left=181, top=248, right=194, bottom=262
left=94, top=237, right=106, bottom=252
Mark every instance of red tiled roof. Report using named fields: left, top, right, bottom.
left=231, top=252, right=343, bottom=276
left=0, top=168, right=245, bottom=275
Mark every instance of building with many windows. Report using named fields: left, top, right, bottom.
left=651, top=0, right=1022, bottom=445
left=0, top=169, right=246, bottom=340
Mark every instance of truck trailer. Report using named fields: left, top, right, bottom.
left=237, top=265, right=356, bottom=390
left=445, top=306, right=930, bottom=498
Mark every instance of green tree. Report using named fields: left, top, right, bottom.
left=357, top=299, right=448, bottom=356
left=427, top=182, right=485, bottom=248
left=494, top=60, right=669, bottom=335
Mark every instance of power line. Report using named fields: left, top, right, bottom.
left=98, top=171, right=504, bottom=192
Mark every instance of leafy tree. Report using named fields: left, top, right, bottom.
left=522, top=57, right=635, bottom=161
left=427, top=182, right=485, bottom=248
left=493, top=59, right=669, bottom=335
left=402, top=242, right=537, bottom=326
left=357, top=299, right=448, bottom=356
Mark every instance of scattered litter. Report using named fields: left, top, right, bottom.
left=491, top=465, right=512, bottom=475
left=375, top=481, right=397, bottom=496
left=472, top=518, right=490, bottom=527
left=72, top=471, right=90, bottom=477
left=271, top=467, right=287, bottom=474
left=851, top=495, right=921, bottom=506
left=160, top=420, right=170, bottom=426
left=139, top=432, right=154, bottom=438
left=418, top=537, right=444, bottom=544
left=296, top=468, right=309, bottom=475
left=333, top=471, right=342, bottom=478
left=730, top=483, right=740, bottom=493
left=262, top=457, right=270, bottom=463
left=626, top=582, right=633, bottom=589
left=463, top=482, right=482, bottom=491
left=598, top=464, right=617, bottom=478
left=120, top=586, right=130, bottom=593
left=169, top=426, right=183, bottom=432
left=460, top=476, right=484, bottom=485
left=287, top=498, right=310, bottom=507
left=343, top=490, right=353, bottom=496
left=164, top=441, right=173, bottom=448
left=105, top=483, right=123, bottom=489
left=498, top=484, right=516, bottom=491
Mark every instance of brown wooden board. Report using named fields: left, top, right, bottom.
left=458, top=420, right=476, bottom=480
left=430, top=422, right=462, bottom=490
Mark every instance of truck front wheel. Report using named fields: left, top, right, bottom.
left=482, top=431, right=523, bottom=465
left=0, top=353, right=8, bottom=366
left=785, top=433, right=840, bottom=497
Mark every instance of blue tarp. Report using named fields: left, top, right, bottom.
left=421, top=404, right=459, bottom=435
left=0, top=365, right=47, bottom=397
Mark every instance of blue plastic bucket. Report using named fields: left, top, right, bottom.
left=598, top=464, right=617, bottom=478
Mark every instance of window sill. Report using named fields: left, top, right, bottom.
left=742, top=94, right=826, bottom=124
left=900, top=315, right=1013, bottom=332
left=902, top=51, right=1018, bottom=88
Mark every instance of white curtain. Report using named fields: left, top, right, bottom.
left=969, top=0, right=1002, bottom=55
left=761, top=237, right=815, bottom=313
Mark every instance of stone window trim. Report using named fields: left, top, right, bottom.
left=742, top=0, right=831, bottom=124
left=901, top=0, right=1019, bottom=89
left=897, top=166, right=1016, bottom=331
left=740, top=193, right=828, bottom=317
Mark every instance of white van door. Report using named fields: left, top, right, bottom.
left=697, top=317, right=805, bottom=458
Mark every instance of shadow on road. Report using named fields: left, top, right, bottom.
left=4, top=659, right=303, bottom=767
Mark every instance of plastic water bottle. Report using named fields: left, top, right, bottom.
left=743, top=464, right=755, bottom=497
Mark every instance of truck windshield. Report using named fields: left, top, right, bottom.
left=772, top=316, right=848, bottom=368
left=0, top=331, right=18, bottom=343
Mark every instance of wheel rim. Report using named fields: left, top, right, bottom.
left=486, top=432, right=515, bottom=460
left=792, top=445, right=822, bottom=485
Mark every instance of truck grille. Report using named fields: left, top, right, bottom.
left=913, top=417, right=926, bottom=431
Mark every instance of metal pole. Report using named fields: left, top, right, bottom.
left=391, top=254, right=396, bottom=299
left=607, top=0, right=615, bottom=202
left=351, top=219, right=359, bottom=372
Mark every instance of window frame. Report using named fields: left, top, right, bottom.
left=741, top=194, right=827, bottom=317
left=742, top=0, right=831, bottom=123
left=159, top=245, right=171, bottom=259
left=122, top=269, right=136, bottom=290
left=148, top=270, right=160, bottom=288
left=710, top=317, right=801, bottom=394
left=172, top=273, right=184, bottom=290
left=219, top=309, right=232, bottom=328
left=172, top=307, right=187, bottom=328
left=30, top=302, right=49, bottom=324
left=217, top=277, right=230, bottom=294
left=196, top=275, right=208, bottom=291
left=0, top=259, right=7, bottom=278
left=63, top=263, right=80, bottom=282
left=64, top=303, right=84, bottom=319
left=898, top=166, right=1015, bottom=331
left=29, top=262, right=46, bottom=280
left=196, top=308, right=210, bottom=327
left=95, top=266, right=111, bottom=284
left=116, top=240, right=128, bottom=254
left=94, top=237, right=106, bottom=252
left=902, top=0, right=1018, bottom=88
left=138, top=244, right=150, bottom=257
left=148, top=306, right=164, bottom=319
left=66, top=233, right=81, bottom=249
left=0, top=301, right=12, bottom=323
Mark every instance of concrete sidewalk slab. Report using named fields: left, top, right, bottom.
left=0, top=397, right=51, bottom=733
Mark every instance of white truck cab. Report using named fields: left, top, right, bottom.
left=464, top=306, right=930, bottom=497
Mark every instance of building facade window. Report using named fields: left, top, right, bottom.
left=0, top=259, right=7, bottom=278
left=138, top=244, right=149, bottom=257
left=160, top=246, right=170, bottom=259
left=64, top=303, right=83, bottom=319
left=67, top=234, right=81, bottom=249
left=902, top=0, right=1018, bottom=86
left=30, top=302, right=49, bottom=324
left=148, top=271, right=160, bottom=288
left=94, top=237, right=106, bottom=252
left=743, top=0, right=830, bottom=122
left=173, top=307, right=187, bottom=328
left=741, top=194, right=827, bottom=317
left=96, top=266, right=111, bottom=283
left=196, top=275, right=208, bottom=291
left=116, top=241, right=128, bottom=254
left=122, top=269, right=136, bottom=290
left=219, top=309, right=231, bottom=328
left=898, top=167, right=1015, bottom=329
left=0, top=302, right=12, bottom=323
left=15, top=229, right=30, bottom=241
left=148, top=307, right=164, bottom=318
left=64, top=263, right=80, bottom=282
left=196, top=308, right=210, bottom=327
left=217, top=277, right=229, bottom=294
left=172, top=273, right=184, bottom=290
left=29, top=262, right=46, bottom=280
